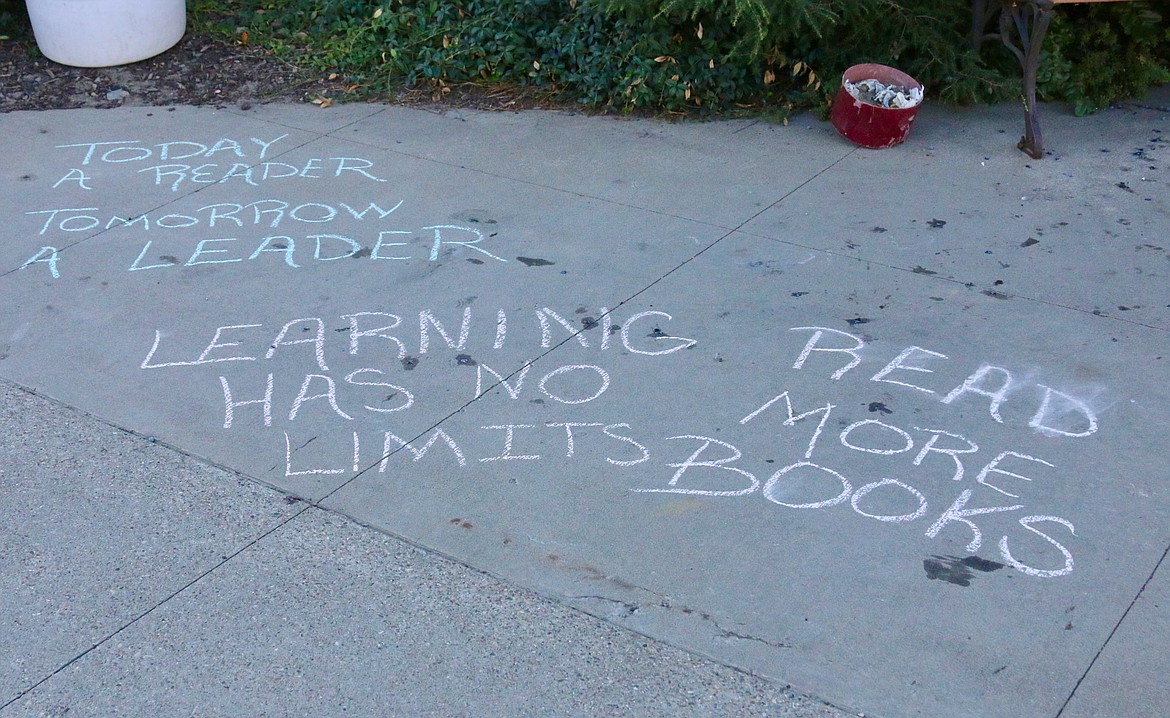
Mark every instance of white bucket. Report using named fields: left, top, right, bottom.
left=26, top=0, right=186, bottom=68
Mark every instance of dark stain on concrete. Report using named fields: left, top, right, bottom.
left=924, top=555, right=1006, bottom=586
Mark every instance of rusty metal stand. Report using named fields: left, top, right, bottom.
left=972, top=0, right=1055, bottom=159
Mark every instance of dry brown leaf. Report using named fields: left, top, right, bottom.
left=764, top=70, right=775, bottom=85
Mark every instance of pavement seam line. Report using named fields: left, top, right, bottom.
left=0, top=378, right=300, bottom=500
left=4, top=109, right=770, bottom=285
left=1054, top=539, right=1170, bottom=717
left=0, top=379, right=328, bottom=710
left=289, top=503, right=860, bottom=718
left=0, top=375, right=852, bottom=716
left=0, top=135, right=853, bottom=705
left=321, top=120, right=847, bottom=233
left=604, top=147, right=859, bottom=307
left=262, top=149, right=866, bottom=716
left=332, top=129, right=1170, bottom=335
left=3, top=104, right=1164, bottom=718
left=310, top=145, right=860, bottom=502
left=0, top=503, right=317, bottom=711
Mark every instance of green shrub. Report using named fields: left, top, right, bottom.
left=186, top=0, right=1170, bottom=116
left=6, top=0, right=1169, bottom=116
left=1038, top=2, right=1170, bottom=115
left=0, top=0, right=31, bottom=40
left=597, top=0, right=1170, bottom=111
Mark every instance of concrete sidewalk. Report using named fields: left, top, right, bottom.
left=0, top=89, right=1167, bottom=717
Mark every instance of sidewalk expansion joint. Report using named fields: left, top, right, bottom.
left=1055, top=538, right=1170, bottom=717
left=0, top=499, right=317, bottom=712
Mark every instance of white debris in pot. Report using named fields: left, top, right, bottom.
left=844, top=78, right=923, bottom=109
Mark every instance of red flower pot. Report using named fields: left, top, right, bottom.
left=830, top=63, right=923, bottom=149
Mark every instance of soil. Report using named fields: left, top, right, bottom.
left=1, top=30, right=574, bottom=114
left=1, top=32, right=339, bottom=113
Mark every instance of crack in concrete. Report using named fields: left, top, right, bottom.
left=570, top=594, right=639, bottom=617
left=571, top=593, right=791, bottom=649
left=713, top=623, right=793, bottom=649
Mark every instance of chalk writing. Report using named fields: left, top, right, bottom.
left=18, top=133, right=1100, bottom=582
left=138, top=156, right=387, bottom=192
left=27, top=200, right=405, bottom=234
left=788, top=326, right=1099, bottom=437
left=53, top=168, right=92, bottom=190
left=57, top=136, right=290, bottom=165
left=51, top=136, right=388, bottom=191
left=21, top=221, right=507, bottom=277
left=16, top=134, right=509, bottom=281
left=140, top=308, right=694, bottom=370
left=133, top=304, right=1099, bottom=581
left=21, top=247, right=60, bottom=278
